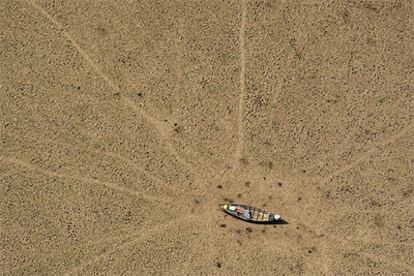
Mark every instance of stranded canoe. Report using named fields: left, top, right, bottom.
left=222, top=203, right=281, bottom=223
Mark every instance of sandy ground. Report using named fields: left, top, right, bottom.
left=1, top=0, right=413, bottom=275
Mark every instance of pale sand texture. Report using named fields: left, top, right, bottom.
left=1, top=0, right=413, bottom=275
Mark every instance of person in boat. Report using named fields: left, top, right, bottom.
left=227, top=204, right=251, bottom=219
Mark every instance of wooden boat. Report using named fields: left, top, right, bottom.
left=222, top=203, right=282, bottom=223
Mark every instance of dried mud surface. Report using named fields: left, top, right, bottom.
left=1, top=0, right=413, bottom=275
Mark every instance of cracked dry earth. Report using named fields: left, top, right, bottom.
left=1, top=0, right=413, bottom=275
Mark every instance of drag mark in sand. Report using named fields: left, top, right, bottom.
left=122, top=98, right=194, bottom=171
left=234, top=0, right=248, bottom=170
left=25, top=0, right=119, bottom=92
left=35, top=134, right=181, bottom=197
left=63, top=213, right=206, bottom=275
left=48, top=133, right=162, bottom=186
left=324, top=124, right=413, bottom=183
left=1, top=156, right=170, bottom=203
left=323, top=231, right=414, bottom=272
left=25, top=0, right=192, bottom=173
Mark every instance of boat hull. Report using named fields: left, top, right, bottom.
left=222, top=203, right=282, bottom=224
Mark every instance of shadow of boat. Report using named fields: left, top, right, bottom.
left=248, top=218, right=288, bottom=225
left=224, top=212, right=289, bottom=225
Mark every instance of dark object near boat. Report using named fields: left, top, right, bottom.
left=222, top=203, right=285, bottom=224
